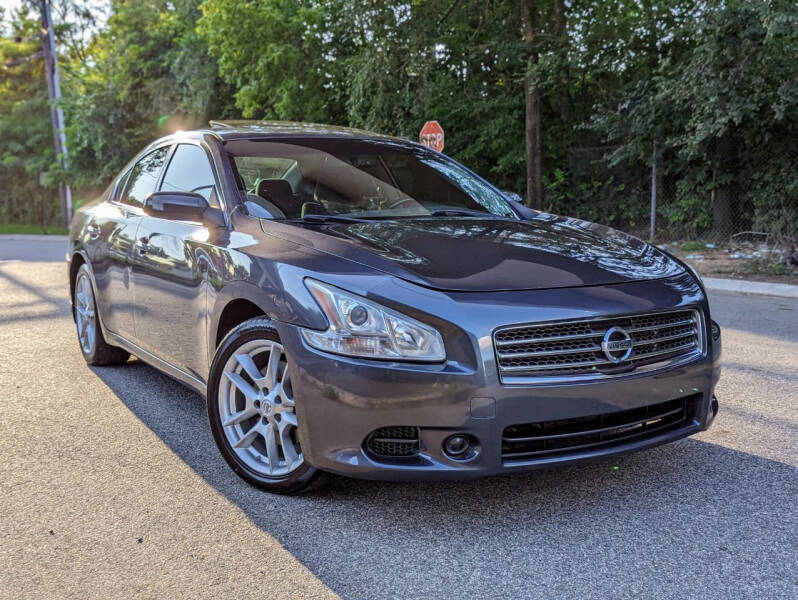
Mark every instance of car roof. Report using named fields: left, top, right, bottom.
left=203, top=120, right=410, bottom=144
left=137, top=121, right=428, bottom=170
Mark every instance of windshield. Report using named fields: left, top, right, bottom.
left=225, top=138, right=516, bottom=220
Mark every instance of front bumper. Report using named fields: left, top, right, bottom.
left=277, top=277, right=722, bottom=481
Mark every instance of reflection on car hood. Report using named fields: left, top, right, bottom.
left=264, top=214, right=684, bottom=292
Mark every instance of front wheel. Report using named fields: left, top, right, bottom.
left=207, top=317, right=322, bottom=494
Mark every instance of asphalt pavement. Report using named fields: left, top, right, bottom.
left=1, top=237, right=796, bottom=599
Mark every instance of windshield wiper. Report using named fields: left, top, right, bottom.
left=278, top=214, right=374, bottom=224
left=282, top=211, right=505, bottom=223
left=427, top=209, right=502, bottom=218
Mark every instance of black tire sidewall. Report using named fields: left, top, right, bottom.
left=206, top=317, right=319, bottom=494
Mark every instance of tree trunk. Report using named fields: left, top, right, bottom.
left=711, top=135, right=735, bottom=241
left=553, top=0, right=569, bottom=121
left=711, top=188, right=734, bottom=241
left=522, top=0, right=543, bottom=210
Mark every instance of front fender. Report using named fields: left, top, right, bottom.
left=207, top=276, right=328, bottom=360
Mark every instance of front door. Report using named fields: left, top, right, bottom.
left=131, top=143, right=222, bottom=381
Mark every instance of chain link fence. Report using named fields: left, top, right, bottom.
left=653, top=160, right=798, bottom=245
left=546, top=145, right=798, bottom=280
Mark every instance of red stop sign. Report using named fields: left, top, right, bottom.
left=419, top=121, right=445, bottom=152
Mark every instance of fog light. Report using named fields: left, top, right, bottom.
left=443, top=434, right=471, bottom=457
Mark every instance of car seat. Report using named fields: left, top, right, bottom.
left=256, top=178, right=302, bottom=218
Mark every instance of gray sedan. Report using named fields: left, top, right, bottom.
left=67, top=121, right=721, bottom=493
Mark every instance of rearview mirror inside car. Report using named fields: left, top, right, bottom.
left=503, top=191, right=524, bottom=205
left=502, top=191, right=537, bottom=220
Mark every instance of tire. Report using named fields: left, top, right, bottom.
left=207, top=317, right=324, bottom=494
left=73, top=263, right=130, bottom=366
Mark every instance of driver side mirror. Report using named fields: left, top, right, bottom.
left=144, top=192, right=225, bottom=227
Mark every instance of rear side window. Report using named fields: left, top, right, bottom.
left=120, top=147, right=170, bottom=206
left=113, top=169, right=131, bottom=202
left=160, top=144, right=219, bottom=207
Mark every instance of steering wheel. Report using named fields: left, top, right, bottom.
left=245, top=194, right=286, bottom=219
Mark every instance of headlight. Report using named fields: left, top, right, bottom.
left=300, top=279, right=446, bottom=362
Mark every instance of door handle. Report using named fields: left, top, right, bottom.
left=134, top=238, right=149, bottom=255
left=86, top=223, right=101, bottom=240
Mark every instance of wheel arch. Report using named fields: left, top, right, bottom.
left=210, top=282, right=286, bottom=361
left=214, top=298, right=268, bottom=349
left=68, top=250, right=91, bottom=322
left=208, top=278, right=328, bottom=363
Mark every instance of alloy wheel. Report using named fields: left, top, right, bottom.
left=75, top=272, right=96, bottom=354
left=217, top=339, right=303, bottom=477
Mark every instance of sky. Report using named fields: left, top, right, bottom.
left=1, top=1, right=108, bottom=18
left=1, top=0, right=109, bottom=12
left=0, top=0, right=23, bottom=13
left=2, top=1, right=108, bottom=39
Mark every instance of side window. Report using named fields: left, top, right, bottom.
left=160, top=144, right=220, bottom=208
left=120, top=147, right=170, bottom=206
left=112, top=169, right=131, bottom=202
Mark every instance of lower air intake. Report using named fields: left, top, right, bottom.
left=502, top=394, right=701, bottom=462
left=365, top=426, right=420, bottom=458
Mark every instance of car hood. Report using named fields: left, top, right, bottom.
left=261, top=214, right=683, bottom=292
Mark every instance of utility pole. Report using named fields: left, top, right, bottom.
left=38, top=0, right=72, bottom=227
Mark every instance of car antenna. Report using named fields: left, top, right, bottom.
left=209, top=120, right=233, bottom=129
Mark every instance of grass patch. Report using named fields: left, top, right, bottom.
left=679, top=241, right=706, bottom=252
left=744, top=258, right=793, bottom=278
left=0, top=223, right=68, bottom=235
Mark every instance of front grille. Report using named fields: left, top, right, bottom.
left=365, top=426, right=419, bottom=458
left=494, top=309, right=703, bottom=383
left=502, top=394, right=700, bottom=462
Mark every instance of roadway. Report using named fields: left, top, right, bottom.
left=1, top=237, right=795, bottom=599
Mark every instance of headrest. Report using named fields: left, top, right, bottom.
left=256, top=179, right=293, bottom=202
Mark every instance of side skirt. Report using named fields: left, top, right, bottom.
left=107, top=331, right=208, bottom=396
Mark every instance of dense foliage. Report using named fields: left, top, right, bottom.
left=1, top=0, right=795, bottom=240
left=0, top=9, right=60, bottom=224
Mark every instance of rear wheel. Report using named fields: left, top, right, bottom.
left=207, top=317, right=322, bottom=494
left=74, top=264, right=130, bottom=366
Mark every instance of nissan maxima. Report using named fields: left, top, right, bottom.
left=67, top=121, right=722, bottom=493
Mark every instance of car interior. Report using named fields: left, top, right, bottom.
left=225, top=138, right=514, bottom=221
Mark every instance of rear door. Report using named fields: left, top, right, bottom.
left=91, top=146, right=169, bottom=340
left=131, top=143, right=221, bottom=380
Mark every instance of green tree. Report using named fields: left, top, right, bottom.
left=0, top=7, right=60, bottom=225
left=65, top=0, right=236, bottom=186
left=198, top=0, right=335, bottom=121
left=3, top=0, right=795, bottom=239
left=198, top=1, right=532, bottom=192
left=591, top=0, right=798, bottom=239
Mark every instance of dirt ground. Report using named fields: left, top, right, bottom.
left=660, top=241, right=798, bottom=285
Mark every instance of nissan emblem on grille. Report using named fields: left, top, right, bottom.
left=601, top=327, right=633, bottom=363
